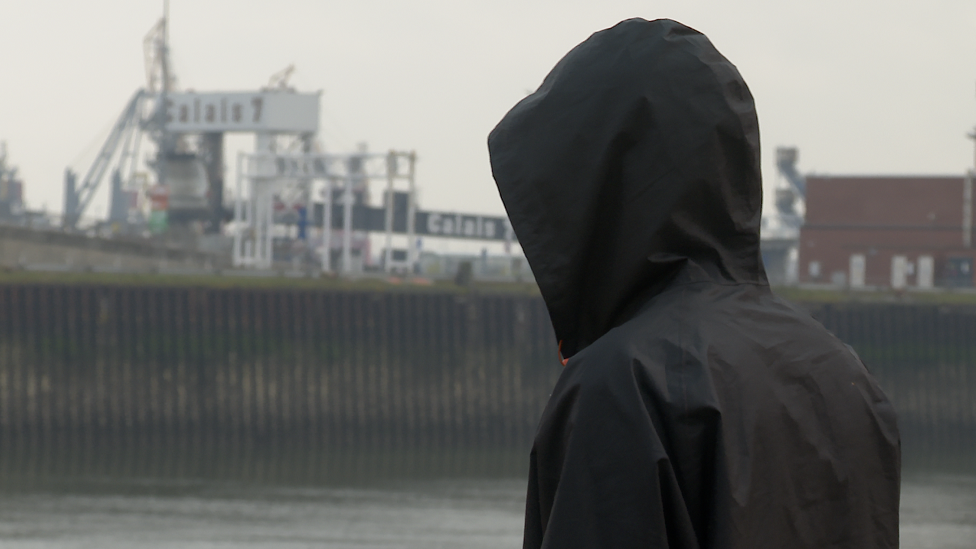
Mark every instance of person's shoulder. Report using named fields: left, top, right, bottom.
left=561, top=310, right=676, bottom=391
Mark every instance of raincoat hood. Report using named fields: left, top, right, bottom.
left=488, top=18, right=766, bottom=358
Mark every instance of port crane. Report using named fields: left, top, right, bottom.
left=62, top=90, right=147, bottom=229
left=62, top=8, right=174, bottom=230
left=62, top=5, right=317, bottom=237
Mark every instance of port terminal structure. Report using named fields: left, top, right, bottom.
left=235, top=149, right=515, bottom=273
left=61, top=9, right=322, bottom=239
left=234, top=149, right=411, bottom=273
left=53, top=8, right=515, bottom=278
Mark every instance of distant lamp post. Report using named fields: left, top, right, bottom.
left=966, top=127, right=975, bottom=249
left=968, top=127, right=976, bottom=172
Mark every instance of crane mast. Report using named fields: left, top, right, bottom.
left=63, top=3, right=175, bottom=230
left=62, top=91, right=144, bottom=228
left=774, top=146, right=807, bottom=231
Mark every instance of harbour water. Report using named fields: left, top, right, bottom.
left=0, top=477, right=526, bottom=548
left=1, top=443, right=973, bottom=548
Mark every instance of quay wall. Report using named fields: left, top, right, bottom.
left=0, top=285, right=972, bottom=464
left=0, top=285, right=559, bottom=450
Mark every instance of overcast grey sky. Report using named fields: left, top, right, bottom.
left=2, top=0, right=975, bottom=220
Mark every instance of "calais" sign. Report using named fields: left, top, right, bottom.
left=313, top=205, right=516, bottom=243
left=416, top=211, right=514, bottom=242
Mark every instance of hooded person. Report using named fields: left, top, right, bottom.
left=488, top=18, right=900, bottom=549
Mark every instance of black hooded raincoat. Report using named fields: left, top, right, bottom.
left=488, top=18, right=900, bottom=549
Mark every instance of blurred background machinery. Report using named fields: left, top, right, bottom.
left=760, top=146, right=807, bottom=285
left=0, top=142, right=25, bottom=222
left=61, top=9, right=320, bottom=249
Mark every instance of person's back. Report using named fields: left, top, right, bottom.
left=488, top=18, right=900, bottom=549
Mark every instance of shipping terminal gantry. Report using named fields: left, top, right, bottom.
left=53, top=6, right=517, bottom=278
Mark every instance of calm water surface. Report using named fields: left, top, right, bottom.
left=0, top=442, right=973, bottom=548
left=0, top=478, right=525, bottom=548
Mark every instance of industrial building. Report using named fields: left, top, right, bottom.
left=798, top=175, right=975, bottom=288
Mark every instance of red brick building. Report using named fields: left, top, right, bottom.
left=798, top=175, right=975, bottom=288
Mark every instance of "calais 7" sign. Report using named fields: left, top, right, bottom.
left=162, top=91, right=320, bottom=134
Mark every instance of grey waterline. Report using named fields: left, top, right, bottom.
left=0, top=477, right=525, bottom=548
left=1, top=439, right=974, bottom=549
left=1, top=473, right=974, bottom=548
